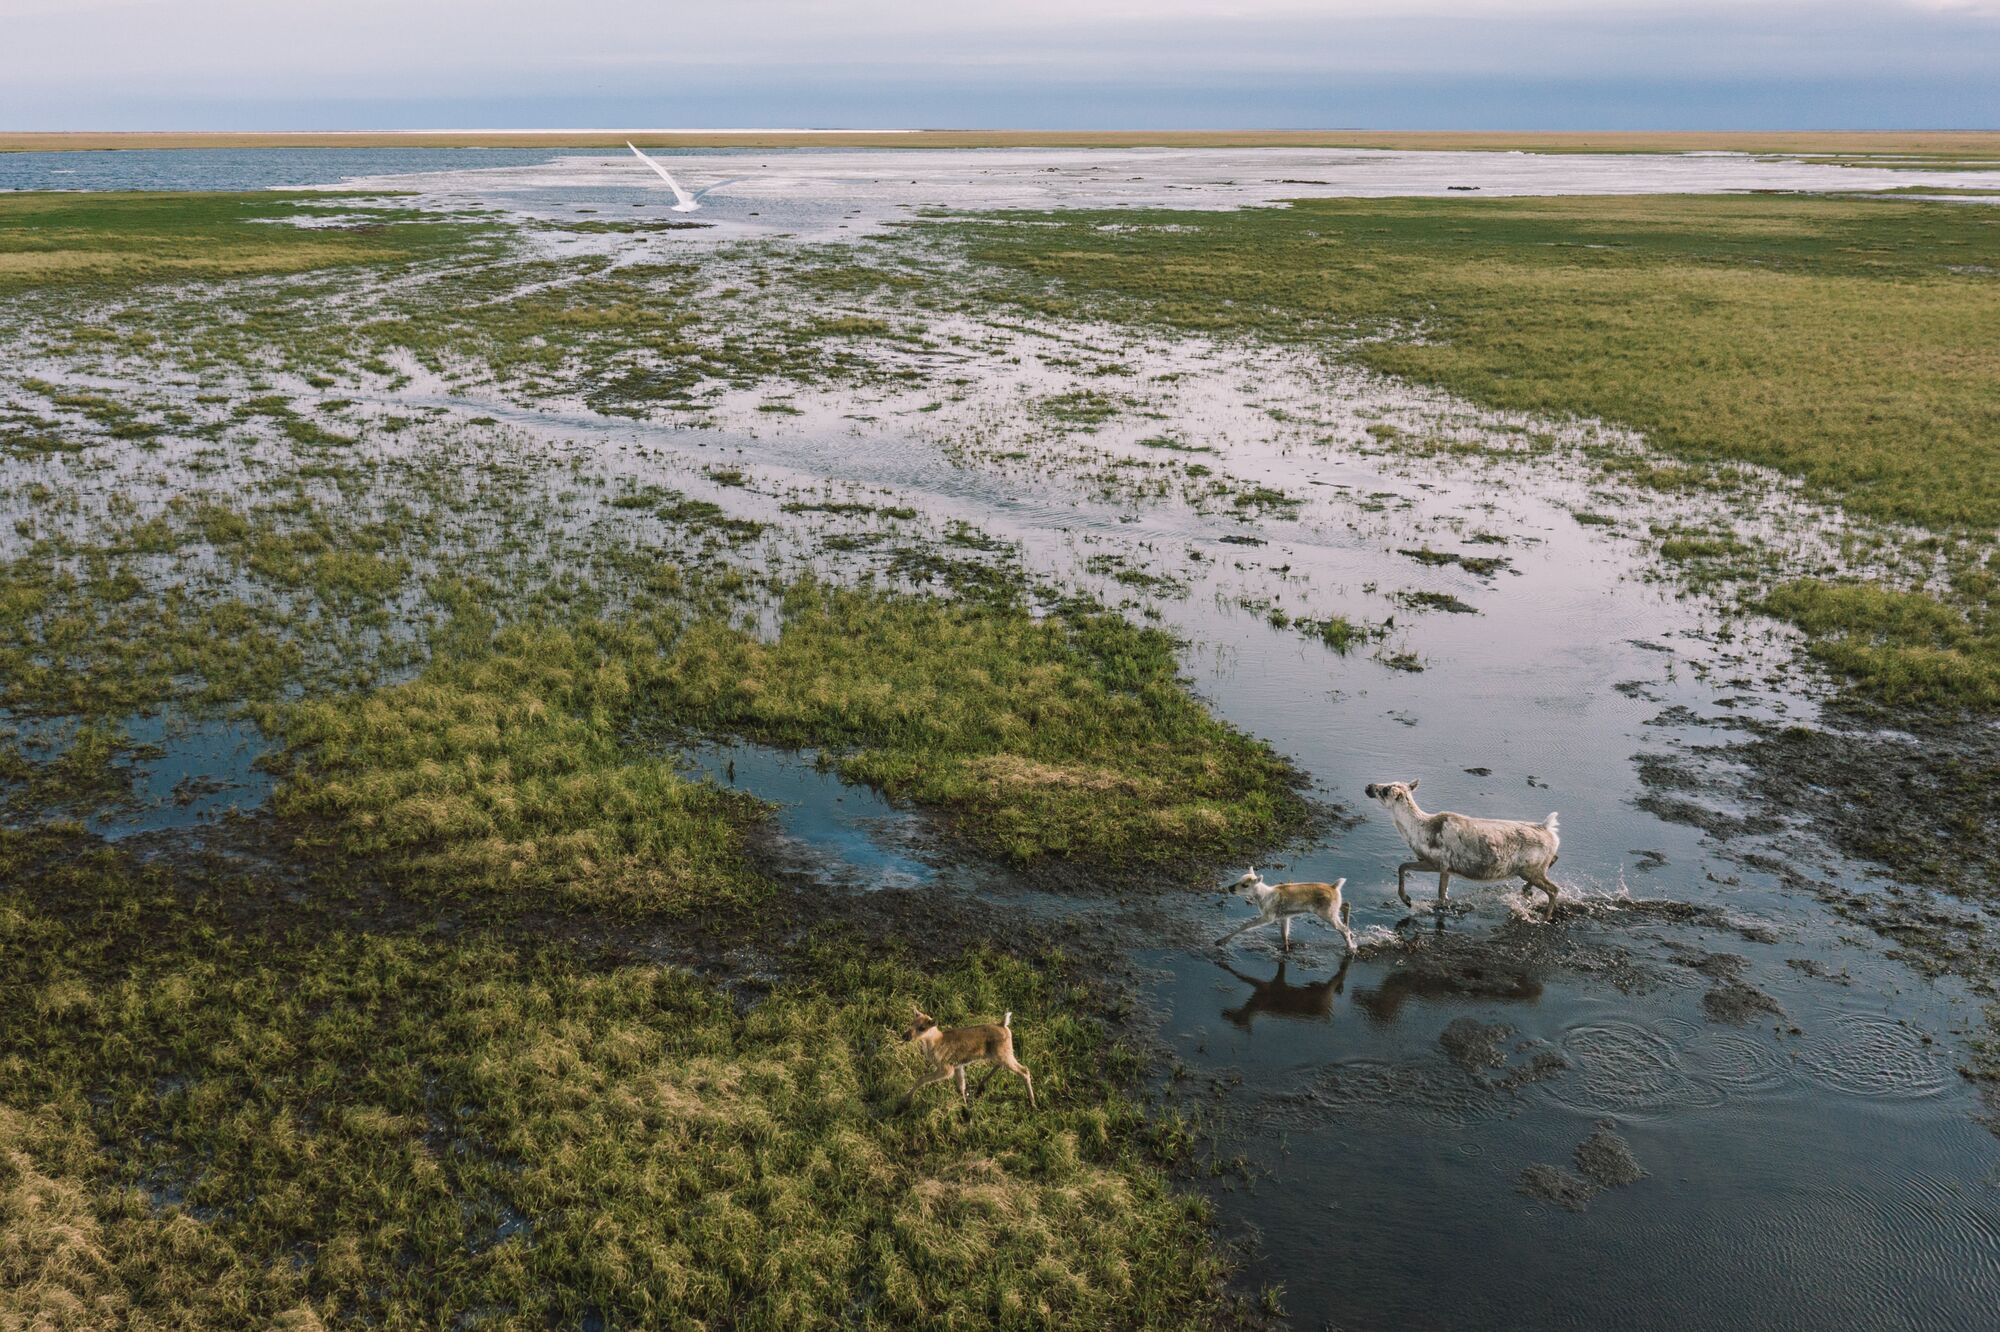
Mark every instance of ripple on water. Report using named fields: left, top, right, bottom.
left=1682, top=1028, right=1794, bottom=1097
left=1796, top=1014, right=1956, bottom=1100
left=1743, top=1172, right=2000, bottom=1329
left=1545, top=1019, right=1726, bottom=1116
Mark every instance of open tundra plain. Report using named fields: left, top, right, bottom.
left=2, top=146, right=1999, bottom=1329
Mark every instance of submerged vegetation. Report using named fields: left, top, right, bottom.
left=952, top=193, right=2000, bottom=713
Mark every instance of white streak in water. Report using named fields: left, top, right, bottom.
left=626, top=141, right=699, bottom=211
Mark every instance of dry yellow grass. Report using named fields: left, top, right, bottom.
left=6, top=129, right=2000, bottom=156
left=0, top=244, right=379, bottom=280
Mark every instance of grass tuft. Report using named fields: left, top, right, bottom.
left=268, top=586, right=1307, bottom=912
left=1762, top=579, right=2000, bottom=710
left=651, top=586, right=1307, bottom=870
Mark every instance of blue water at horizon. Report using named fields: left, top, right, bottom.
left=0, top=146, right=611, bottom=192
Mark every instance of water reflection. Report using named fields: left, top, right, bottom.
left=1350, top=959, right=1543, bottom=1023
left=1218, top=955, right=1352, bottom=1029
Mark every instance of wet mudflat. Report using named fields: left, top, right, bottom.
left=4, top=150, right=1998, bottom=1328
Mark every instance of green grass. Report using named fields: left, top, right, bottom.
left=268, top=617, right=770, bottom=915
left=1762, top=578, right=2000, bottom=711
left=0, top=827, right=1227, bottom=1330
left=0, top=192, right=485, bottom=291
left=0, top=553, right=309, bottom=721
left=649, top=586, right=1306, bottom=871
left=271, top=586, right=1307, bottom=913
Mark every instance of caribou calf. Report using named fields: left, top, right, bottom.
left=1216, top=868, right=1358, bottom=954
left=902, top=1007, right=1036, bottom=1109
left=1364, top=779, right=1565, bottom=920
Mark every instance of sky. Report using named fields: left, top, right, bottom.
left=4, top=0, right=1997, bottom=131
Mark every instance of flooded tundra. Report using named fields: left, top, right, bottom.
left=2, top=147, right=1997, bottom=1328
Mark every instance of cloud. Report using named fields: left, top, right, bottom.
left=1901, top=0, right=2000, bottom=14
left=1, top=1, right=1993, bottom=129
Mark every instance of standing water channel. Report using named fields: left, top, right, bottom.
left=667, top=418, right=2000, bottom=1328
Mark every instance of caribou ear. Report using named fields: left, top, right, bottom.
left=1407, top=779, right=1419, bottom=791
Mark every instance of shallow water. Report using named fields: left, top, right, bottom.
left=111, top=714, right=274, bottom=840
left=10, top=144, right=1999, bottom=243
left=1164, top=991, right=1996, bottom=1331
left=336, top=145, right=2000, bottom=243
left=7, top=148, right=1999, bottom=1328
left=683, top=741, right=935, bottom=891
left=0, top=710, right=272, bottom=839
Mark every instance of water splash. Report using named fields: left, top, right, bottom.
left=626, top=142, right=699, bottom=212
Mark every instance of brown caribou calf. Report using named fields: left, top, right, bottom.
left=901, top=1007, right=1036, bottom=1109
